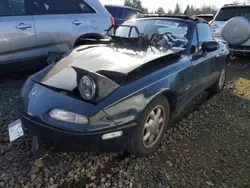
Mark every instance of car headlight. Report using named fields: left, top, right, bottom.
left=49, top=109, right=88, bottom=124
left=78, top=75, right=97, bottom=100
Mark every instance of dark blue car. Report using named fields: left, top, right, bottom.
left=105, top=5, right=142, bottom=24
left=17, top=15, right=229, bottom=156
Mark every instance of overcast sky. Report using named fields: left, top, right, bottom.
left=100, top=0, right=239, bottom=12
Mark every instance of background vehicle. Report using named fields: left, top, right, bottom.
left=195, top=14, right=214, bottom=22
left=210, top=3, right=250, bottom=55
left=17, top=15, right=229, bottom=156
left=105, top=5, right=142, bottom=24
left=0, top=0, right=113, bottom=73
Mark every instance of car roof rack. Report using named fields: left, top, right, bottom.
left=195, top=13, right=214, bottom=16
left=135, top=14, right=207, bottom=23
left=223, top=2, right=250, bottom=7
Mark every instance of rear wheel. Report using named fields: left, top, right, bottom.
left=128, top=95, right=170, bottom=156
left=208, top=65, right=227, bottom=94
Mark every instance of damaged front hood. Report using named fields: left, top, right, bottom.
left=30, top=45, right=182, bottom=91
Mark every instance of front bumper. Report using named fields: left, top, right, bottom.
left=228, top=45, right=250, bottom=55
left=214, top=36, right=250, bottom=55
left=21, top=114, right=135, bottom=152
left=19, top=79, right=136, bottom=152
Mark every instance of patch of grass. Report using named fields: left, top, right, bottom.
left=234, top=78, right=250, bottom=100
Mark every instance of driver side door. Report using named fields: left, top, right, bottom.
left=190, top=23, right=217, bottom=98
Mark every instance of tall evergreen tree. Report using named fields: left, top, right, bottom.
left=167, top=9, right=173, bottom=15
left=143, top=8, right=149, bottom=14
left=155, top=7, right=165, bottom=14
left=174, top=3, right=181, bottom=14
left=189, top=5, right=195, bottom=15
left=124, top=0, right=143, bottom=11
left=184, top=5, right=190, bottom=15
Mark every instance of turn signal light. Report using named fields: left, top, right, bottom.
left=49, top=109, right=88, bottom=124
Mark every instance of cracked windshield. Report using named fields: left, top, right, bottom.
left=116, top=19, right=189, bottom=51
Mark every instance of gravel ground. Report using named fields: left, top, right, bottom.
left=0, top=58, right=249, bottom=188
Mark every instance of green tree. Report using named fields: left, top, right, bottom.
left=155, top=7, right=165, bottom=14
left=184, top=5, right=190, bottom=15
left=189, top=5, right=195, bottom=15
left=167, top=9, right=173, bottom=15
left=143, top=7, right=149, bottom=14
left=124, top=0, right=143, bottom=11
left=174, top=3, right=181, bottom=14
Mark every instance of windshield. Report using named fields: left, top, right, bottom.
left=114, top=19, right=189, bottom=51
left=116, top=19, right=188, bottom=38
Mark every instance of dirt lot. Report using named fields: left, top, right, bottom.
left=0, top=58, right=249, bottom=188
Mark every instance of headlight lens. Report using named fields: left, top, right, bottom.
left=78, top=75, right=97, bottom=100
left=49, top=109, right=88, bottom=124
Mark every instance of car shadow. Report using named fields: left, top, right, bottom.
left=59, top=59, right=250, bottom=188
left=61, top=85, right=250, bottom=188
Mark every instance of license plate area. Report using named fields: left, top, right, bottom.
left=8, top=119, right=24, bottom=142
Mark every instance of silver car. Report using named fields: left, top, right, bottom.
left=0, top=0, right=113, bottom=72
left=210, top=3, right=250, bottom=55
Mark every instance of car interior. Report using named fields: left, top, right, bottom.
left=0, top=0, right=25, bottom=16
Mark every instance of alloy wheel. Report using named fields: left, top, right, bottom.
left=142, top=105, right=166, bottom=149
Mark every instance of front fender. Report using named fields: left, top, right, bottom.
left=19, top=79, right=117, bottom=134
left=102, top=73, right=176, bottom=127
left=102, top=56, right=192, bottom=127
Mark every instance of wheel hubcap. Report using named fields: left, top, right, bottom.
left=219, top=67, right=226, bottom=89
left=142, top=105, right=166, bottom=149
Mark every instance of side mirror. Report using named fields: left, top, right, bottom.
left=202, top=40, right=219, bottom=52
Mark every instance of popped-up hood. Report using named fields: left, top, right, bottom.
left=30, top=45, right=183, bottom=91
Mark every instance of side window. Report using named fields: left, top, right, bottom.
left=121, top=9, right=136, bottom=19
left=105, top=7, right=122, bottom=18
left=190, top=27, right=199, bottom=54
left=197, top=23, right=213, bottom=51
left=79, top=2, right=95, bottom=13
left=26, top=0, right=95, bottom=15
left=0, top=0, right=25, bottom=16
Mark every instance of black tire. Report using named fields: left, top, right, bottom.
left=127, top=95, right=170, bottom=156
left=208, top=65, right=227, bottom=94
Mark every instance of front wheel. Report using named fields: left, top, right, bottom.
left=208, top=65, right=227, bottom=94
left=127, top=95, right=170, bottom=156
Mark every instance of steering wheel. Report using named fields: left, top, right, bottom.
left=149, top=33, right=163, bottom=46
left=163, top=32, right=175, bottom=43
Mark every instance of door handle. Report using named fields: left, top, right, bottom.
left=72, top=20, right=83, bottom=26
left=16, top=23, right=32, bottom=30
